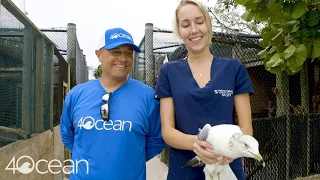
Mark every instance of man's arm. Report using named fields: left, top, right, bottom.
left=60, top=92, right=75, bottom=152
left=146, top=99, right=166, bottom=161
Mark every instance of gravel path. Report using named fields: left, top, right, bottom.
left=63, top=156, right=168, bottom=180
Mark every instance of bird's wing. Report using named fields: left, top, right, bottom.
left=210, top=124, right=242, bottom=135
left=182, top=124, right=212, bottom=168
left=197, top=124, right=211, bottom=141
left=207, top=124, right=242, bottom=157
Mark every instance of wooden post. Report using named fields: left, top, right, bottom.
left=0, top=0, right=2, bottom=16
left=44, top=42, right=54, bottom=130
left=22, top=25, right=34, bottom=134
left=34, top=35, right=45, bottom=133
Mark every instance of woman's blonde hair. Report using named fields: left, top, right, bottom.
left=173, top=0, right=213, bottom=42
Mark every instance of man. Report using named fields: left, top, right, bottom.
left=60, top=27, right=166, bottom=180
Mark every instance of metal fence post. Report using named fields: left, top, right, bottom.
left=139, top=51, right=145, bottom=83
left=154, top=54, right=167, bottom=81
left=67, top=23, right=76, bottom=88
left=145, top=23, right=154, bottom=88
left=301, top=61, right=310, bottom=176
left=76, top=44, right=81, bottom=84
left=232, top=29, right=240, bottom=60
left=276, top=72, right=290, bottom=180
left=83, top=54, right=88, bottom=83
left=133, top=46, right=144, bottom=82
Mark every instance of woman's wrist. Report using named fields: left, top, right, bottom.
left=187, top=135, right=197, bottom=151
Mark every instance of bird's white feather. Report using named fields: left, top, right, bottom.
left=204, top=164, right=237, bottom=180
left=207, top=124, right=242, bottom=158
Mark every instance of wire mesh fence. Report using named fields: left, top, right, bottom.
left=40, top=29, right=68, bottom=127
left=133, top=23, right=320, bottom=179
left=41, top=23, right=88, bottom=89
left=41, top=25, right=89, bottom=126
left=0, top=0, right=71, bottom=147
left=52, top=53, right=69, bottom=127
left=1, top=0, right=27, bottom=147
left=0, top=0, right=24, bottom=136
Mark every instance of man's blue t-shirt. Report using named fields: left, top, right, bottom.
left=155, top=56, right=254, bottom=180
left=60, top=77, right=165, bottom=180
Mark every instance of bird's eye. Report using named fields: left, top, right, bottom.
left=244, top=143, right=249, bottom=148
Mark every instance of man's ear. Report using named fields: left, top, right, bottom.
left=95, top=50, right=101, bottom=62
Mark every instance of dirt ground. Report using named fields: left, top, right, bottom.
left=146, top=156, right=168, bottom=180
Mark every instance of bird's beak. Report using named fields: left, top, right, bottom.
left=251, top=152, right=265, bottom=167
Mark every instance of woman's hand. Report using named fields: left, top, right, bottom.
left=193, top=139, right=234, bottom=165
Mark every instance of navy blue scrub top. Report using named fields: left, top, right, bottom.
left=155, top=56, right=254, bottom=180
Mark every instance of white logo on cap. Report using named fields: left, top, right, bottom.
left=110, top=33, right=132, bottom=41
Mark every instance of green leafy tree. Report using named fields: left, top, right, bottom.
left=94, top=65, right=102, bottom=78
left=232, top=0, right=320, bottom=75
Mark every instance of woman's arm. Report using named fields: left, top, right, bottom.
left=234, top=93, right=253, bottom=136
left=160, top=97, right=196, bottom=151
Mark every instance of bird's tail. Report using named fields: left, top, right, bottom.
left=182, top=156, right=204, bottom=168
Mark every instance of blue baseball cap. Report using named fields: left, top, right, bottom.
left=97, top=28, right=141, bottom=52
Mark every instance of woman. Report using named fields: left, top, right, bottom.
left=155, top=0, right=254, bottom=179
